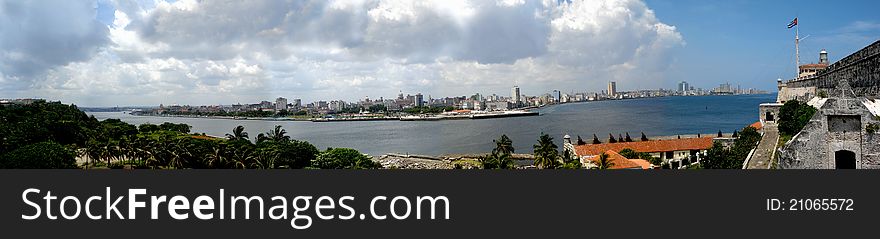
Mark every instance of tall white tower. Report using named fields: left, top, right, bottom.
left=819, top=49, right=829, bottom=64
left=607, top=81, right=617, bottom=97
left=511, top=86, right=521, bottom=104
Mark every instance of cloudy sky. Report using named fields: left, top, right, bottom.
left=1, top=0, right=878, bottom=106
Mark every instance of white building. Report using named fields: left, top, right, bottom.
left=275, top=97, right=288, bottom=111
left=607, top=81, right=617, bottom=97
left=510, top=86, right=521, bottom=105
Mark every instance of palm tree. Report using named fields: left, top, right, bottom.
left=266, top=125, right=290, bottom=142
left=594, top=153, right=615, bottom=170
left=480, top=152, right=514, bottom=169
left=226, top=125, right=249, bottom=141
left=533, top=133, right=560, bottom=169
left=492, top=134, right=514, bottom=156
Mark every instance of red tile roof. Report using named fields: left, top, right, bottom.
left=574, top=137, right=713, bottom=157
left=749, top=121, right=763, bottom=130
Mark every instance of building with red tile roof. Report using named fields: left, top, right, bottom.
left=581, top=150, right=653, bottom=169
left=566, top=137, right=714, bottom=169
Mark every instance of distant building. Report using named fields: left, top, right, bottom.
left=414, top=93, right=424, bottom=107
left=329, top=100, right=346, bottom=112
left=607, top=81, right=617, bottom=97
left=292, top=99, right=302, bottom=109
left=510, top=86, right=521, bottom=105
left=259, top=101, right=273, bottom=110
left=678, top=81, right=689, bottom=93
left=275, top=97, right=288, bottom=111
left=485, top=101, right=510, bottom=111
left=798, top=50, right=830, bottom=78
left=714, top=83, right=734, bottom=95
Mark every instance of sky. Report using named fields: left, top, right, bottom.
left=0, top=0, right=878, bottom=107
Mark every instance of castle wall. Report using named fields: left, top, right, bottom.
left=779, top=98, right=880, bottom=169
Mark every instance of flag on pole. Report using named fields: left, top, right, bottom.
left=787, top=18, right=798, bottom=28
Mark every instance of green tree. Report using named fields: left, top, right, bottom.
left=778, top=100, right=817, bottom=137
left=594, top=153, right=614, bottom=170
left=533, top=133, right=560, bottom=169
left=559, top=149, right=582, bottom=169
left=265, top=125, right=290, bottom=142
left=159, top=122, right=191, bottom=133
left=312, top=148, right=380, bottom=169
left=492, top=135, right=514, bottom=156
left=619, top=148, right=661, bottom=166
left=0, top=142, right=77, bottom=169
left=480, top=152, right=514, bottom=169
left=226, top=125, right=249, bottom=141
left=256, top=140, right=319, bottom=169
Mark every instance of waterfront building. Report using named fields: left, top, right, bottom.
left=485, top=101, right=510, bottom=111
left=275, top=97, right=288, bottom=111
left=292, top=99, right=302, bottom=109
left=329, top=100, right=346, bottom=112
left=607, top=81, right=617, bottom=97
left=414, top=93, right=424, bottom=107
left=510, top=86, right=521, bottom=105
left=678, top=81, right=689, bottom=93
left=259, top=101, right=273, bottom=110
left=713, top=83, right=734, bottom=95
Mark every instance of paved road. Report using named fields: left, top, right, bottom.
left=746, top=124, right=779, bottom=169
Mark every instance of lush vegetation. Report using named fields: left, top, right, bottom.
left=311, top=148, right=381, bottom=169
left=699, top=127, right=762, bottom=169
left=480, top=135, right=515, bottom=169
left=0, top=101, right=373, bottom=169
left=778, top=100, right=817, bottom=137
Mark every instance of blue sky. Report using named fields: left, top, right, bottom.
left=2, top=0, right=879, bottom=106
left=647, top=0, right=880, bottom=91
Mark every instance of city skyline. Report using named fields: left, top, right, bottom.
left=1, top=0, right=878, bottom=107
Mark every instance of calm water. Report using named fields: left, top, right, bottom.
left=90, top=94, right=775, bottom=156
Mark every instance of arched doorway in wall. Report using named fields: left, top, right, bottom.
left=835, top=150, right=856, bottom=169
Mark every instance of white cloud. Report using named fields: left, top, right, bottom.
left=1, top=0, right=684, bottom=106
left=0, top=0, right=108, bottom=84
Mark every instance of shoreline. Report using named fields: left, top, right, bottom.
left=125, top=110, right=541, bottom=122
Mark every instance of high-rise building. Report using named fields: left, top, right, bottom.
left=414, top=93, right=424, bottom=107
left=275, top=97, right=288, bottom=111
left=292, top=99, right=302, bottom=109
left=678, top=81, right=689, bottom=93
left=511, top=86, right=521, bottom=104
left=607, top=81, right=617, bottom=97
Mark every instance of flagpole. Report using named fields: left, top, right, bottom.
left=795, top=17, right=800, bottom=79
